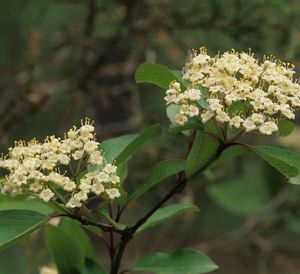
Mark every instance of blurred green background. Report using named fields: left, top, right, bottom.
left=1, top=0, right=300, bottom=273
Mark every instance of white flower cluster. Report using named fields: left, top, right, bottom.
left=165, top=47, right=300, bottom=135
left=0, top=119, right=121, bottom=208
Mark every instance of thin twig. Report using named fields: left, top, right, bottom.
left=110, top=173, right=188, bottom=274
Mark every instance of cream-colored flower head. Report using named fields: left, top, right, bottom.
left=0, top=118, right=121, bottom=208
left=165, top=47, right=300, bottom=135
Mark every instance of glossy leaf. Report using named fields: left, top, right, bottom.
left=228, top=100, right=250, bottom=116
left=204, top=120, right=220, bottom=136
left=135, top=63, right=185, bottom=90
left=252, top=146, right=300, bottom=178
left=196, top=87, right=210, bottom=110
left=114, top=124, right=162, bottom=165
left=99, top=135, right=135, bottom=183
left=207, top=175, right=269, bottom=216
left=169, top=119, right=203, bottom=134
left=0, top=194, right=54, bottom=214
left=171, top=70, right=190, bottom=88
left=209, top=144, right=249, bottom=169
left=46, top=225, right=83, bottom=274
left=137, top=204, right=199, bottom=232
left=278, top=120, right=295, bottom=137
left=0, top=210, right=47, bottom=251
left=100, top=134, right=137, bottom=163
left=185, top=131, right=219, bottom=178
left=166, top=104, right=181, bottom=125
left=59, top=218, right=96, bottom=259
left=116, top=186, right=128, bottom=206
left=116, top=162, right=128, bottom=182
left=132, top=248, right=218, bottom=274
left=128, top=160, right=185, bottom=203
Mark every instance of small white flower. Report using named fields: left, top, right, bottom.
left=63, top=180, right=76, bottom=192
left=259, top=121, right=278, bottom=135
left=80, top=182, right=92, bottom=192
left=42, top=160, right=56, bottom=170
left=67, top=128, right=78, bottom=139
left=88, top=151, right=103, bottom=165
left=243, top=118, right=257, bottom=132
left=110, top=174, right=120, bottom=184
left=171, top=81, right=181, bottom=91
left=250, top=113, right=265, bottom=125
left=106, top=188, right=121, bottom=199
left=66, top=197, right=82, bottom=208
left=98, top=172, right=110, bottom=183
left=80, top=125, right=95, bottom=139
left=185, top=88, right=201, bottom=101
left=216, top=111, right=230, bottom=123
left=175, top=113, right=188, bottom=125
left=59, top=143, right=71, bottom=154
left=201, top=111, right=214, bottom=123
left=91, top=182, right=105, bottom=195
left=84, top=141, right=99, bottom=153
left=187, top=105, right=199, bottom=117
left=29, top=182, right=43, bottom=193
left=74, top=191, right=88, bottom=201
left=58, top=154, right=70, bottom=165
left=103, top=164, right=117, bottom=174
left=72, top=150, right=84, bottom=160
left=229, top=116, right=244, bottom=129
left=39, top=188, right=54, bottom=202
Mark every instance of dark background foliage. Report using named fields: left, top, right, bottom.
left=1, top=0, right=300, bottom=273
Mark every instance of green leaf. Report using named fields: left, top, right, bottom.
left=116, top=162, right=128, bottom=182
left=59, top=218, right=96, bottom=260
left=114, top=124, right=162, bottom=165
left=171, top=70, right=190, bottom=88
left=204, top=120, right=220, bottom=136
left=99, top=135, right=134, bottom=183
left=228, top=100, right=250, bottom=116
left=0, top=210, right=47, bottom=251
left=185, top=131, right=219, bottom=178
left=135, top=63, right=185, bottom=90
left=100, top=134, right=137, bottom=163
left=166, top=105, right=180, bottom=125
left=196, top=87, right=210, bottom=110
left=132, top=248, right=218, bottom=274
left=83, top=258, right=107, bottom=274
left=207, top=174, right=269, bottom=216
left=0, top=194, right=54, bottom=214
left=46, top=225, right=83, bottom=274
left=169, top=119, right=203, bottom=134
left=252, top=146, right=300, bottom=178
left=137, top=204, right=199, bottom=232
left=278, top=120, right=295, bottom=137
left=209, top=144, right=249, bottom=169
left=116, top=186, right=128, bottom=206
left=128, top=160, right=185, bottom=203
